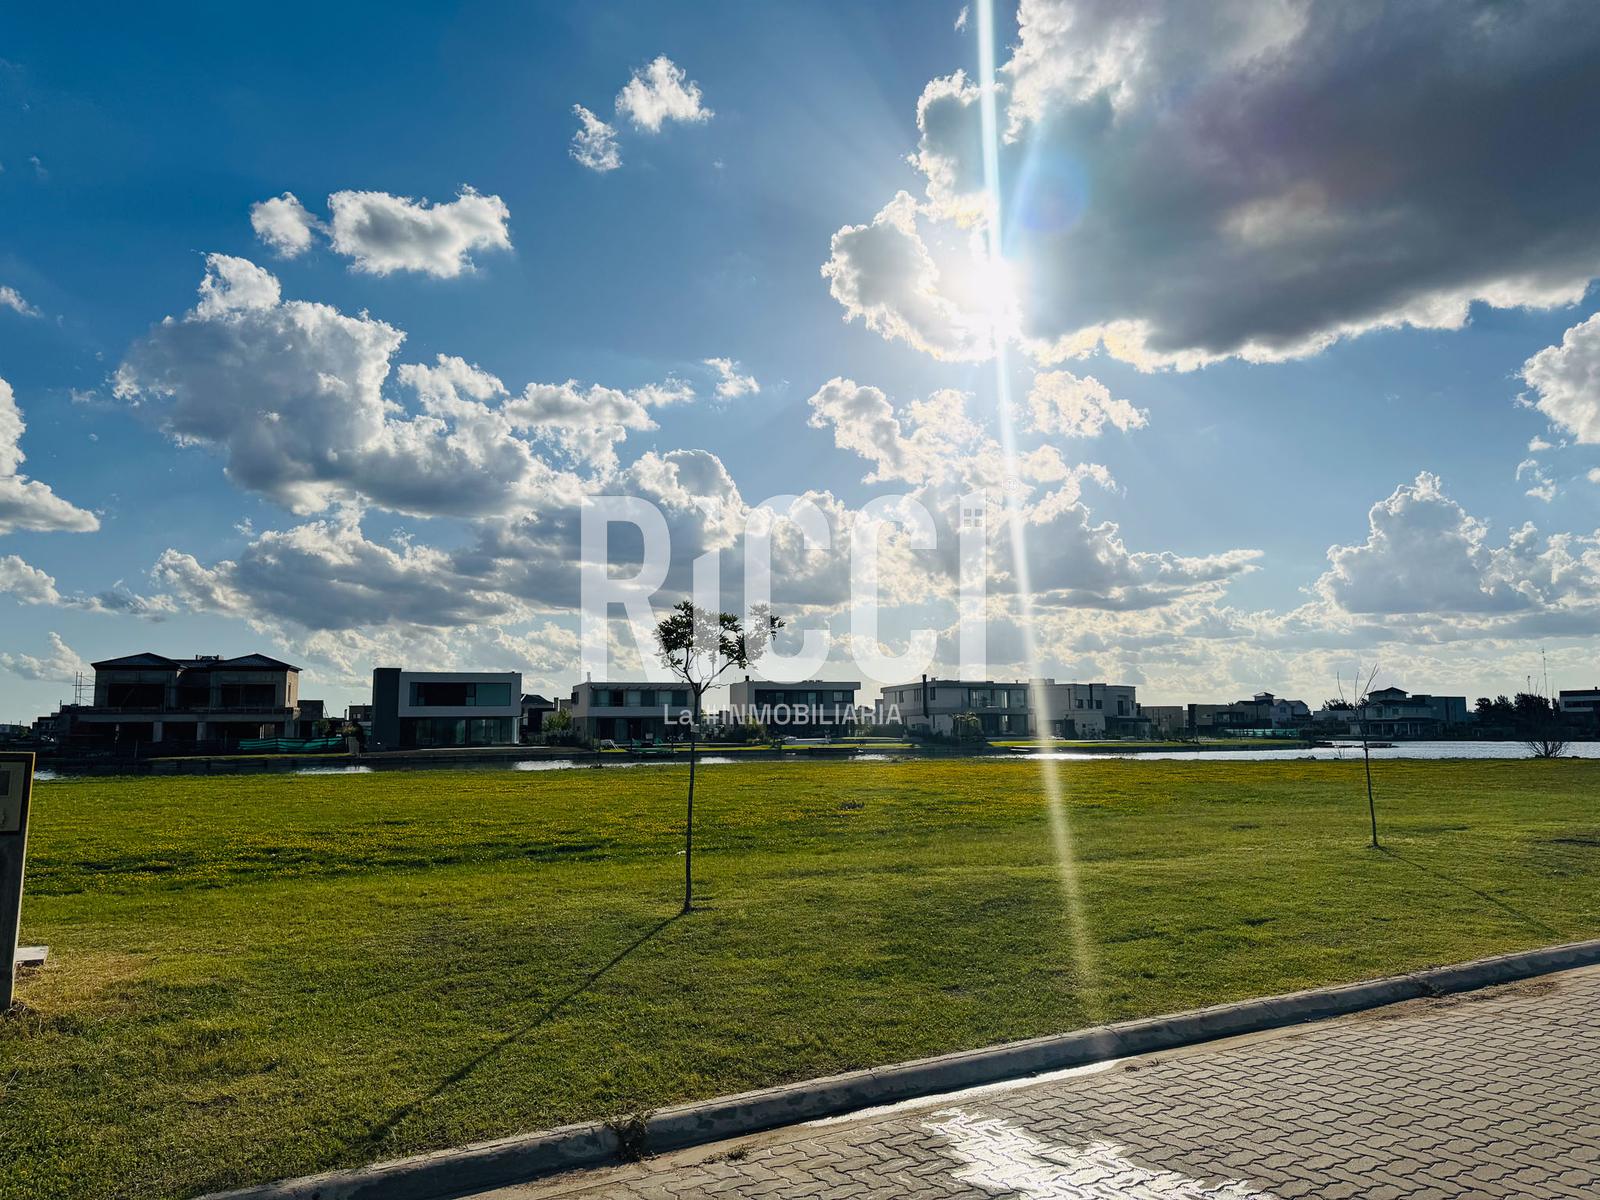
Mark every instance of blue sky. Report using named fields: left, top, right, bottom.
left=3, top=1, right=1599, bottom=721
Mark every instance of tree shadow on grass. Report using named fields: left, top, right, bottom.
left=351, top=910, right=684, bottom=1159
left=1377, top=847, right=1560, bottom=939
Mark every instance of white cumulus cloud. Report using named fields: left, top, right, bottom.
left=1319, top=472, right=1547, bottom=614
left=0, top=377, right=100, bottom=535
left=571, top=105, right=622, bottom=172
left=1522, top=311, right=1600, bottom=444
left=326, top=187, right=511, bottom=278
left=0, top=632, right=86, bottom=682
left=250, top=192, right=322, bottom=258
left=822, top=192, right=994, bottom=362
left=615, top=56, right=712, bottom=132
left=1026, top=370, right=1146, bottom=438
left=0, top=285, right=40, bottom=317
left=248, top=187, right=511, bottom=277
left=703, top=357, right=759, bottom=400
left=0, top=554, right=63, bottom=605
left=114, top=257, right=702, bottom=515
left=837, top=0, right=1600, bottom=370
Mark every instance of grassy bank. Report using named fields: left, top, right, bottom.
left=3, top=758, right=1598, bottom=1199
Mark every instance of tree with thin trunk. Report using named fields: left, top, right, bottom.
left=655, top=601, right=782, bottom=913
left=1338, top=663, right=1382, bottom=849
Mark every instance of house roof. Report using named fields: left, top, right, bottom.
left=521, top=694, right=554, bottom=707
left=210, top=654, right=301, bottom=672
left=91, top=652, right=300, bottom=672
left=90, top=652, right=183, bottom=670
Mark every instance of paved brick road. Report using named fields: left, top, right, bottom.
left=482, top=966, right=1600, bottom=1200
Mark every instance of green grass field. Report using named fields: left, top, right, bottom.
left=4, top=758, right=1598, bottom=1200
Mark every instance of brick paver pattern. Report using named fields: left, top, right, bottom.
left=491, top=967, right=1600, bottom=1200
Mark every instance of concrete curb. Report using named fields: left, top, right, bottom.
left=200, top=937, right=1600, bottom=1200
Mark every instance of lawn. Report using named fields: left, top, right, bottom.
left=3, top=758, right=1598, bottom=1200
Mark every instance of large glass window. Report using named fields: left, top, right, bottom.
left=106, top=681, right=167, bottom=708
left=410, top=680, right=513, bottom=707
left=399, top=716, right=515, bottom=747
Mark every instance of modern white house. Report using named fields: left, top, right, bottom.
left=1037, top=681, right=1142, bottom=738
left=876, top=678, right=1034, bottom=736
left=876, top=677, right=1147, bottom=738
left=569, top=681, right=694, bottom=743
left=370, top=668, right=523, bottom=749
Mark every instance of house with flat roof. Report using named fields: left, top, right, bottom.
left=1037, top=681, right=1143, bottom=738
left=725, top=678, right=861, bottom=737
left=569, top=681, right=693, bottom=743
left=370, top=669, right=523, bottom=749
left=1558, top=687, right=1600, bottom=730
left=876, top=677, right=1147, bottom=738
left=877, top=678, right=1034, bottom=737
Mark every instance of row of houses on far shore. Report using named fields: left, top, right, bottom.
left=23, top=651, right=1598, bottom=756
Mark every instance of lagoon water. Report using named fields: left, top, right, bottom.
left=28, top=741, right=1596, bottom=782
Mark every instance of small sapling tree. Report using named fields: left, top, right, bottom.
left=655, top=601, right=782, bottom=912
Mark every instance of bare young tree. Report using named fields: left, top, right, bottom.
left=655, top=601, right=782, bottom=913
left=1526, top=731, right=1570, bottom=759
left=1524, top=651, right=1569, bottom=760
left=1338, top=663, right=1382, bottom=849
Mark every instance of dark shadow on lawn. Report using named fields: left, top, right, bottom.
left=1377, top=848, right=1560, bottom=939
left=351, top=911, right=683, bottom=1159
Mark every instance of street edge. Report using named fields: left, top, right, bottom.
left=198, top=936, right=1600, bottom=1200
